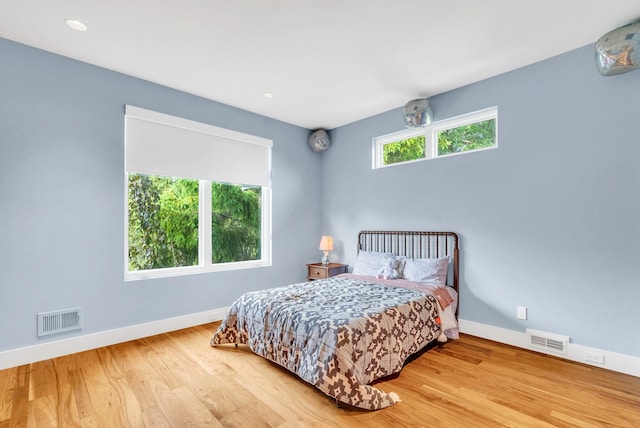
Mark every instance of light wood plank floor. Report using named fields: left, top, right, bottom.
left=1, top=323, right=638, bottom=427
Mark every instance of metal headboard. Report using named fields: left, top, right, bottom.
left=357, top=230, right=459, bottom=297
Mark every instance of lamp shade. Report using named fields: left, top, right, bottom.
left=318, top=236, right=334, bottom=251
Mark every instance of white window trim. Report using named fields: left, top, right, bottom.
left=373, top=106, right=498, bottom=169
left=429, top=106, right=498, bottom=159
left=372, top=127, right=426, bottom=169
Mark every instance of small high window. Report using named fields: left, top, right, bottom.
left=373, top=106, right=497, bottom=169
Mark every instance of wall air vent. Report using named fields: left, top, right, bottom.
left=37, top=307, right=82, bottom=337
left=526, top=328, right=569, bottom=355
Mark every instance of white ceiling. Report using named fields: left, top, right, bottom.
left=1, top=1, right=639, bottom=129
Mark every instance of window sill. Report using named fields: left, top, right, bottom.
left=125, top=259, right=270, bottom=281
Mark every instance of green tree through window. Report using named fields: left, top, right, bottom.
left=128, top=173, right=261, bottom=271
left=382, top=136, right=425, bottom=165
left=211, top=183, right=261, bottom=263
left=438, top=119, right=495, bottom=155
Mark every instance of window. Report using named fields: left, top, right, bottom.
left=376, top=128, right=427, bottom=167
left=373, top=106, right=497, bottom=168
left=125, top=106, right=272, bottom=280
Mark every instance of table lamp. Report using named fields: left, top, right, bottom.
left=318, top=236, right=334, bottom=265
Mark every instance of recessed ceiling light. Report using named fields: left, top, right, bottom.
left=65, top=19, right=87, bottom=32
left=262, top=92, right=274, bottom=99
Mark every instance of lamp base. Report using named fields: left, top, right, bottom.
left=321, top=251, right=330, bottom=265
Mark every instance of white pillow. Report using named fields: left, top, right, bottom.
left=403, top=257, right=449, bottom=286
left=352, top=250, right=392, bottom=277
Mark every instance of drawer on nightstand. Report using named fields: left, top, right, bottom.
left=308, top=266, right=327, bottom=280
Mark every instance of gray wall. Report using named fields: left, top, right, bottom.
left=0, top=38, right=321, bottom=352
left=322, top=45, right=640, bottom=357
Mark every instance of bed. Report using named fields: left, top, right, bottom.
left=211, top=230, right=459, bottom=410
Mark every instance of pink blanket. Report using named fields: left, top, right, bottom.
left=339, top=274, right=455, bottom=310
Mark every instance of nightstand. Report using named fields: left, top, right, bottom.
left=306, top=263, right=348, bottom=281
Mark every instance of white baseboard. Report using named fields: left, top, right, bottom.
left=3, top=312, right=637, bottom=379
left=0, top=307, right=229, bottom=370
left=458, top=318, right=640, bottom=378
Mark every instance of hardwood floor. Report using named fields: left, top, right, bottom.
left=1, top=323, right=638, bottom=427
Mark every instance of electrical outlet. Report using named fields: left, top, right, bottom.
left=585, top=351, right=605, bottom=364
left=517, top=306, right=527, bottom=320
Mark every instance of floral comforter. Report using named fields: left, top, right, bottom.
left=210, top=275, right=445, bottom=410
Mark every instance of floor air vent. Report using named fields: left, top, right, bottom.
left=37, top=307, right=82, bottom=337
left=526, top=329, right=568, bottom=355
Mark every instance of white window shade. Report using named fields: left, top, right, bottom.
left=125, top=105, right=272, bottom=187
